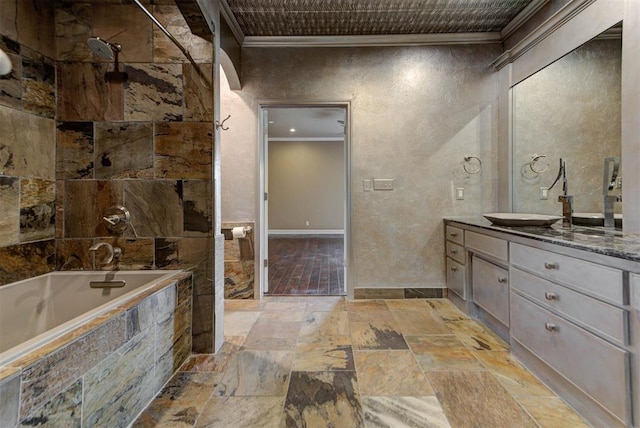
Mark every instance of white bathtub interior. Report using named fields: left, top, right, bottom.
left=0, top=270, right=182, bottom=366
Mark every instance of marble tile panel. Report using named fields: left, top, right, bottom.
left=350, top=320, right=408, bottom=350
left=425, top=299, right=467, bottom=322
left=224, top=299, right=264, bottom=311
left=224, top=260, right=255, bottom=299
left=124, top=181, right=183, bottom=237
left=304, top=296, right=347, bottom=312
left=406, top=335, right=483, bottom=371
left=152, top=5, right=213, bottom=63
left=0, top=176, right=19, bottom=246
left=183, top=180, right=212, bottom=236
left=95, top=122, right=154, bottom=179
left=214, top=350, right=292, bottom=397
left=54, top=2, right=92, bottom=61
left=64, top=180, right=124, bottom=238
left=55, top=239, right=93, bottom=270
left=224, top=310, right=260, bottom=336
left=124, top=63, right=183, bottom=122
left=180, top=337, right=244, bottom=373
left=224, top=239, right=240, bottom=261
left=191, top=293, right=213, bottom=353
left=57, top=62, right=123, bottom=121
left=154, top=122, right=213, bottom=179
left=20, top=314, right=126, bottom=419
left=126, top=295, right=155, bottom=341
left=0, top=239, right=55, bottom=286
left=93, top=4, right=153, bottom=63
left=384, top=299, right=430, bottom=311
left=22, top=48, right=55, bottom=118
left=362, top=396, right=451, bottom=428
left=133, top=372, right=219, bottom=427
left=56, top=122, right=94, bottom=179
left=0, top=37, right=22, bottom=110
left=427, top=371, right=537, bottom=428
left=300, top=310, right=350, bottom=337
left=293, top=345, right=355, bottom=372
left=354, top=288, right=404, bottom=299
left=156, top=302, right=193, bottom=385
left=195, top=396, right=284, bottom=428
left=404, top=288, right=445, bottom=298
left=154, top=237, right=212, bottom=295
left=83, top=329, right=156, bottom=427
left=517, top=396, right=590, bottom=428
left=0, top=2, right=18, bottom=40
left=19, top=178, right=55, bottom=242
left=0, top=369, right=20, bottom=428
left=55, top=180, right=64, bottom=238
left=19, top=379, right=82, bottom=428
left=471, top=351, right=553, bottom=397
left=446, top=319, right=509, bottom=352
left=177, top=274, right=193, bottom=306
left=296, top=335, right=352, bottom=349
left=347, top=300, right=389, bottom=312
left=184, top=63, right=213, bottom=121
left=0, top=105, right=55, bottom=179
left=390, top=310, right=452, bottom=336
left=347, top=309, right=396, bottom=323
left=355, top=350, right=433, bottom=396
left=283, top=371, right=363, bottom=427
left=16, top=0, right=54, bottom=58
left=243, top=316, right=302, bottom=350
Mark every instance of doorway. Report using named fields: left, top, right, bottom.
left=258, top=104, right=350, bottom=296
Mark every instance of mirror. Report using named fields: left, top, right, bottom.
left=511, top=23, right=622, bottom=221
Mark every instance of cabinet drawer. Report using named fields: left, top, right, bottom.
left=510, top=243, right=624, bottom=305
left=472, top=256, right=509, bottom=326
left=446, top=225, right=464, bottom=245
left=632, top=273, right=640, bottom=312
left=446, top=257, right=466, bottom=299
left=511, top=267, right=627, bottom=346
left=466, top=231, right=508, bottom=263
left=511, top=293, right=630, bottom=424
left=446, top=241, right=465, bottom=265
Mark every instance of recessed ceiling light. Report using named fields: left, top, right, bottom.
left=268, top=120, right=275, bottom=124
left=290, top=128, right=296, bottom=132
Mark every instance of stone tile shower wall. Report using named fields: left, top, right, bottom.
left=222, top=221, right=255, bottom=299
left=0, top=1, right=217, bottom=353
left=0, top=1, right=56, bottom=284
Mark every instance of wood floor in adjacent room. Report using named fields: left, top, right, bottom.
left=267, top=236, right=345, bottom=296
left=134, top=297, right=589, bottom=428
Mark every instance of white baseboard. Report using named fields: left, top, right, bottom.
left=268, top=229, right=344, bottom=235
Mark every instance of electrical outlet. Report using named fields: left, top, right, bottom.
left=455, top=188, right=464, bottom=200
left=305, top=220, right=310, bottom=226
left=373, top=179, right=394, bottom=190
left=540, top=187, right=549, bottom=200
left=363, top=179, right=372, bottom=192
left=617, top=176, right=622, bottom=189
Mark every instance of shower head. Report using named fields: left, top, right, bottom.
left=87, top=37, right=121, bottom=61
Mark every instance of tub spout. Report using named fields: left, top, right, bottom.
left=89, top=242, right=122, bottom=266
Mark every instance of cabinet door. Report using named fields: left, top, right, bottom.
left=472, top=256, right=509, bottom=326
left=511, top=293, right=630, bottom=425
left=446, top=257, right=466, bottom=299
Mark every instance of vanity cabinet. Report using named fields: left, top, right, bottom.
left=472, top=257, right=509, bottom=327
left=445, top=225, right=466, bottom=299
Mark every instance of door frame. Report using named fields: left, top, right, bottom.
left=256, top=100, right=353, bottom=299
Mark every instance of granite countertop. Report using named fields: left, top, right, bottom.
left=444, top=216, right=640, bottom=263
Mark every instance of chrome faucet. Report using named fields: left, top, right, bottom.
left=602, top=157, right=621, bottom=228
left=547, top=158, right=573, bottom=228
left=89, top=242, right=122, bottom=268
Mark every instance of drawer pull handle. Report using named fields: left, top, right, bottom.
left=544, top=322, right=558, bottom=332
left=450, top=266, right=458, bottom=272
left=450, top=232, right=458, bottom=237
left=498, top=277, right=507, bottom=284
left=544, top=262, right=559, bottom=270
left=450, top=249, right=457, bottom=254
left=544, top=292, right=558, bottom=301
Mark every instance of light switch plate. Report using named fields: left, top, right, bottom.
left=540, top=187, right=549, bottom=200
left=455, top=188, right=464, bottom=200
left=373, top=179, right=394, bottom=190
left=363, top=179, right=372, bottom=192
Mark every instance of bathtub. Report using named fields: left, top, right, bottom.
left=0, top=269, right=193, bottom=427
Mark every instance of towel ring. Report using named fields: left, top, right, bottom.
left=529, top=154, right=549, bottom=174
left=463, top=155, right=482, bottom=174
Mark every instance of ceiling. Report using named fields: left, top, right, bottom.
left=267, top=108, right=346, bottom=139
left=223, top=0, right=534, bottom=37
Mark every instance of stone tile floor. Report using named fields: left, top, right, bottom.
left=134, top=297, right=589, bottom=427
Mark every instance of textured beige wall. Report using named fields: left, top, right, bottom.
left=513, top=38, right=622, bottom=215
left=221, top=45, right=500, bottom=288
left=268, top=141, right=345, bottom=231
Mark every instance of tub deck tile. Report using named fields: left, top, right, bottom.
left=19, top=379, right=82, bottom=428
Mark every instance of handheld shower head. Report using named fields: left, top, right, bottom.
left=87, top=37, right=121, bottom=60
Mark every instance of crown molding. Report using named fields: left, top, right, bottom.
left=219, top=0, right=244, bottom=45
left=243, top=32, right=502, bottom=48
left=492, top=0, right=597, bottom=71
left=500, top=0, right=553, bottom=40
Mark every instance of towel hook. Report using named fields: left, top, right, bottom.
left=529, top=153, right=549, bottom=174
left=215, top=114, right=231, bottom=131
left=463, top=155, right=482, bottom=174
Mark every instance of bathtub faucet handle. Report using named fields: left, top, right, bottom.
left=89, top=242, right=122, bottom=266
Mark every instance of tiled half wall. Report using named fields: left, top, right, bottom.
left=222, top=221, right=255, bottom=299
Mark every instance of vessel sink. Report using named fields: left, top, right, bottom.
left=483, top=213, right=563, bottom=227
left=572, top=212, right=622, bottom=228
